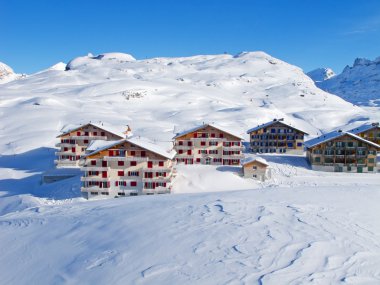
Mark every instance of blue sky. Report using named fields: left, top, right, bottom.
left=1, top=0, right=380, bottom=74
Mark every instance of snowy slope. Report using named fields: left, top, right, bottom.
left=0, top=61, right=23, bottom=84
left=309, top=57, right=380, bottom=106
left=1, top=168, right=380, bottom=284
left=0, top=51, right=377, bottom=157
left=1, top=51, right=380, bottom=284
left=306, top=67, right=335, bottom=82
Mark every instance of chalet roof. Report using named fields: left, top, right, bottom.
left=246, top=119, right=308, bottom=135
left=241, top=157, right=269, bottom=167
left=85, top=137, right=176, bottom=160
left=304, top=130, right=380, bottom=149
left=57, top=122, right=126, bottom=139
left=347, top=122, right=380, bottom=135
left=173, top=123, right=244, bottom=140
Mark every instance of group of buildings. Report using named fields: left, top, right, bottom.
left=54, top=120, right=380, bottom=199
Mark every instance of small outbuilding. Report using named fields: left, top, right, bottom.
left=242, top=157, right=271, bottom=181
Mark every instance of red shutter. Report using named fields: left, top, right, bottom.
left=72, top=147, right=75, bottom=152
left=118, top=171, right=124, bottom=176
left=102, top=171, right=107, bottom=178
left=109, top=150, right=114, bottom=156
left=131, top=161, right=137, bottom=166
left=179, top=150, right=183, bottom=154
left=115, top=181, right=118, bottom=186
left=141, top=151, right=146, bottom=157
left=77, top=131, right=81, bottom=136
left=148, top=161, right=153, bottom=168
left=164, top=172, right=167, bottom=177
left=159, top=161, right=164, bottom=167
left=187, top=150, right=192, bottom=155
left=193, top=133, right=197, bottom=138
left=118, top=161, right=124, bottom=166
left=91, top=160, right=96, bottom=166
left=102, top=161, right=107, bottom=167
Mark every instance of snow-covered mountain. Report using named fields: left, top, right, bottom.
left=1, top=51, right=380, bottom=284
left=306, top=67, right=335, bottom=82
left=0, top=51, right=375, bottom=155
left=308, top=57, right=380, bottom=106
left=0, top=61, right=22, bottom=84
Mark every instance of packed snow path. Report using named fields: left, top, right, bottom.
left=1, top=186, right=380, bottom=285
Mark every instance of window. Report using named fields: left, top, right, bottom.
left=297, top=142, right=302, bottom=147
left=101, top=192, right=109, bottom=195
left=252, top=166, right=257, bottom=170
left=201, top=141, right=206, bottom=146
left=368, top=166, right=374, bottom=171
left=188, top=141, right=192, bottom=146
left=209, top=150, right=218, bottom=154
left=148, top=161, right=153, bottom=168
left=196, top=158, right=201, bottom=163
left=130, top=151, right=135, bottom=156
left=130, top=161, right=137, bottom=166
left=109, top=150, right=114, bottom=156
left=93, top=132, right=97, bottom=136
left=141, top=151, right=146, bottom=157
left=84, top=139, right=89, bottom=144
left=209, top=141, right=218, bottom=146
left=211, top=133, right=215, bottom=138
left=271, top=128, right=276, bottom=133
left=118, top=171, right=124, bottom=176
left=368, top=158, right=375, bottom=163
left=131, top=181, right=137, bottom=187
left=71, top=147, right=75, bottom=152
left=77, top=131, right=81, bottom=136
left=128, top=171, right=139, bottom=176
left=159, top=161, right=164, bottom=167
left=179, top=149, right=183, bottom=154
left=101, top=132, right=105, bottom=136
left=91, top=160, right=96, bottom=166
left=118, top=161, right=124, bottom=166
left=179, top=141, right=183, bottom=146
left=85, top=131, right=89, bottom=136
left=187, top=150, right=192, bottom=155
left=219, top=133, right=224, bottom=138
left=314, top=157, right=321, bottom=163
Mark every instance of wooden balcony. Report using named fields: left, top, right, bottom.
left=80, top=176, right=110, bottom=182
left=80, top=166, right=110, bottom=171
left=104, top=156, right=148, bottom=162
left=70, top=135, right=108, bottom=140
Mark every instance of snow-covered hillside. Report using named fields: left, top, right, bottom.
left=0, top=61, right=23, bottom=84
left=308, top=57, right=380, bottom=107
left=0, top=51, right=377, bottom=156
left=1, top=51, right=380, bottom=284
left=306, top=67, right=335, bottom=82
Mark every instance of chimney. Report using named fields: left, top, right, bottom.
left=124, top=125, right=133, bottom=138
left=338, top=129, right=342, bottom=133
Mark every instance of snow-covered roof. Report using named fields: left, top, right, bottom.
left=57, top=122, right=126, bottom=139
left=348, top=122, right=379, bottom=135
left=86, top=137, right=176, bottom=160
left=241, top=157, right=269, bottom=167
left=247, top=119, right=308, bottom=135
left=86, top=140, right=120, bottom=152
left=305, top=130, right=380, bottom=149
left=173, top=123, right=244, bottom=140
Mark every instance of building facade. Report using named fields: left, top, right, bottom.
left=305, top=131, right=380, bottom=172
left=55, top=123, right=125, bottom=167
left=349, top=122, right=380, bottom=145
left=242, top=158, right=271, bottom=181
left=80, top=138, right=175, bottom=199
left=247, top=119, right=308, bottom=155
left=173, top=124, right=244, bottom=165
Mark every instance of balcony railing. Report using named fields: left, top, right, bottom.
left=55, top=142, right=76, bottom=147
left=222, top=154, right=244, bottom=159
left=70, top=135, right=108, bottom=140
left=80, top=166, right=110, bottom=171
left=54, top=159, right=78, bottom=166
left=142, top=186, right=171, bottom=194
left=222, top=146, right=244, bottom=150
left=174, top=145, right=193, bottom=150
left=80, top=176, right=110, bottom=182
left=143, top=167, right=172, bottom=172
left=104, top=156, right=148, bottom=162
left=142, top=176, right=172, bottom=182
left=81, top=186, right=112, bottom=192
left=55, top=151, right=76, bottom=156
